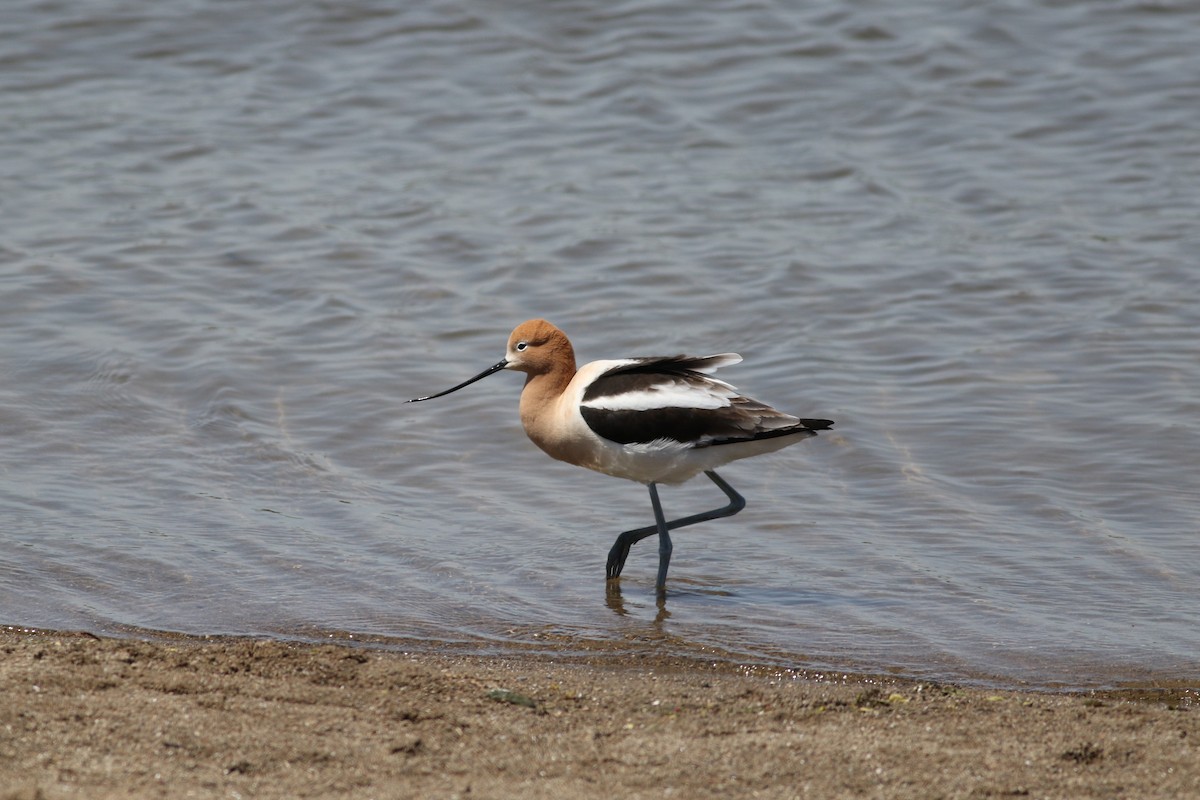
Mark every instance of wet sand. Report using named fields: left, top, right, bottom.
left=1, top=628, right=1196, bottom=799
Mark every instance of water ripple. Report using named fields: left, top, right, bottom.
left=1, top=0, right=1198, bottom=688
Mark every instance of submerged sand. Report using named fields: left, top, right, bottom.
left=1, top=628, right=1196, bottom=799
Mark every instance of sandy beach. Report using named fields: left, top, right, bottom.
left=1, top=627, right=1196, bottom=799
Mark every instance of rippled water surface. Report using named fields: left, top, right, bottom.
left=3, top=0, right=1199, bottom=688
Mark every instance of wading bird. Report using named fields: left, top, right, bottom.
left=408, top=319, right=832, bottom=593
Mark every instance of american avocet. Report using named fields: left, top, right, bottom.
left=408, top=319, right=833, bottom=592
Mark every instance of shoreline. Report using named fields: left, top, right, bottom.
left=7, top=622, right=1196, bottom=697
left=2, top=627, right=1197, bottom=799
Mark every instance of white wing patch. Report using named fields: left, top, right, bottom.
left=581, top=379, right=737, bottom=412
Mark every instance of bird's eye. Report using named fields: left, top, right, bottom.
left=516, top=341, right=528, bottom=352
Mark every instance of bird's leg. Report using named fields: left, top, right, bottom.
left=648, top=482, right=672, bottom=593
left=703, top=471, right=747, bottom=516
left=606, top=470, right=747, bottom=581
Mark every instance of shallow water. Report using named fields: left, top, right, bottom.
left=2, top=0, right=1199, bottom=689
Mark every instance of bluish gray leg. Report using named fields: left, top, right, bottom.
left=606, top=470, right=746, bottom=581
left=647, top=482, right=672, bottom=592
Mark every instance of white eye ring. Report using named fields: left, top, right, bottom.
left=515, top=341, right=528, bottom=352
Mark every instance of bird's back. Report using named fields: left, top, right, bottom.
left=579, top=355, right=828, bottom=448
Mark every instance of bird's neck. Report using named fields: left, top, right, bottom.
left=520, top=365, right=574, bottom=413
left=518, top=364, right=576, bottom=454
